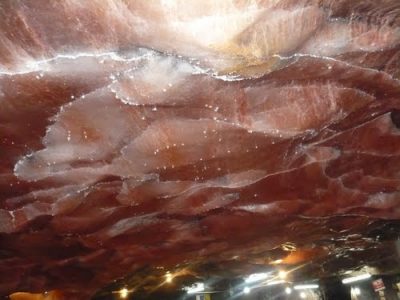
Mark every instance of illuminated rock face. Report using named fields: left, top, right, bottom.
left=1, top=0, right=400, bottom=298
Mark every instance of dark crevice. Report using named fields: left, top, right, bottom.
left=390, top=109, right=400, bottom=128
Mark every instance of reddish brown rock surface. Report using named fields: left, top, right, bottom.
left=1, top=0, right=400, bottom=298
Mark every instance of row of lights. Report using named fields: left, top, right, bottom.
left=115, top=270, right=372, bottom=298
left=242, top=270, right=321, bottom=298
left=243, top=282, right=319, bottom=297
left=115, top=271, right=175, bottom=299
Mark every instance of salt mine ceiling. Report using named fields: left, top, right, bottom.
left=1, top=0, right=400, bottom=299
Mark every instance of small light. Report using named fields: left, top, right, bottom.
left=119, top=288, right=129, bottom=299
left=165, top=272, right=172, bottom=283
left=342, top=273, right=371, bottom=284
left=300, top=291, right=306, bottom=299
left=278, top=270, right=287, bottom=279
left=353, top=287, right=361, bottom=296
left=285, top=287, right=292, bottom=294
left=243, top=287, right=251, bottom=294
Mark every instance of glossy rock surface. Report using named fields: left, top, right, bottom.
left=1, top=0, right=400, bottom=298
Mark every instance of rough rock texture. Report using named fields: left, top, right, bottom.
left=1, top=0, right=400, bottom=298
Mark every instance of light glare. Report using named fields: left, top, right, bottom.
left=300, top=291, right=306, bottom=299
left=166, top=272, right=173, bottom=283
left=119, top=288, right=129, bottom=299
left=285, top=287, right=292, bottom=294
left=278, top=270, right=287, bottom=279
left=243, top=287, right=251, bottom=294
